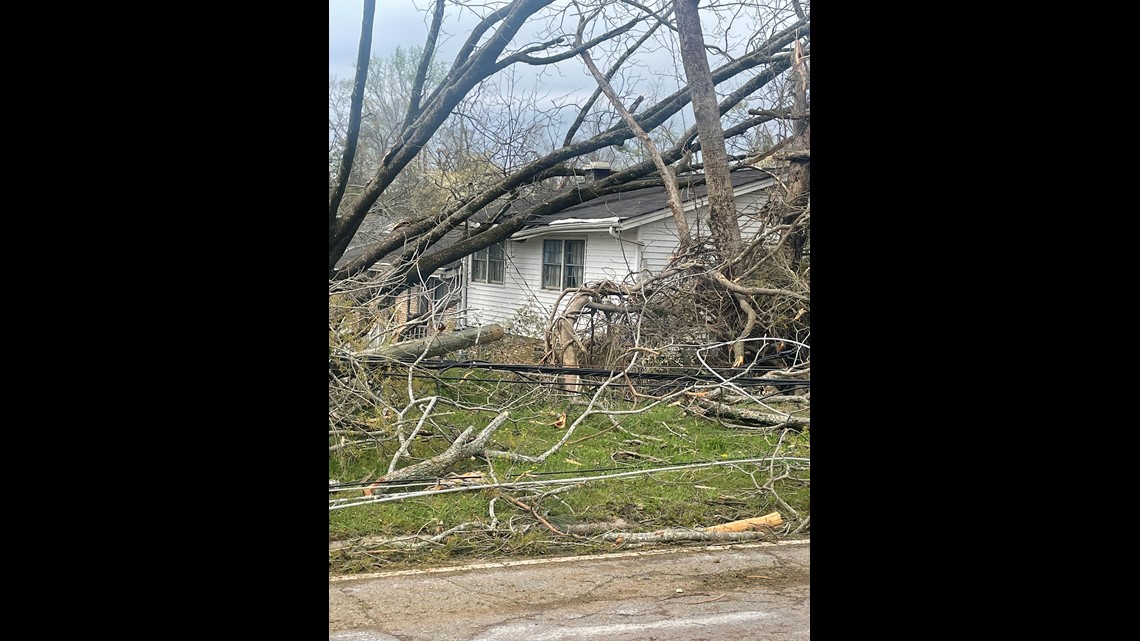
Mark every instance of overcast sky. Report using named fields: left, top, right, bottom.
left=330, top=0, right=662, bottom=125
left=330, top=1, right=488, bottom=81
left=328, top=1, right=781, bottom=158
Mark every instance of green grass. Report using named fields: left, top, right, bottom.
left=329, top=377, right=809, bottom=573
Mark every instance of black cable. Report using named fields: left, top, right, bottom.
left=337, top=359, right=809, bottom=387
left=328, top=454, right=808, bottom=490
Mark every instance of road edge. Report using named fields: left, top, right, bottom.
left=330, top=537, right=810, bottom=583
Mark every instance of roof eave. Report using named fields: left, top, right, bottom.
left=505, top=173, right=776, bottom=240
left=510, top=221, right=627, bottom=240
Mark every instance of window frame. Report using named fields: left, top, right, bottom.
left=470, top=242, right=505, bottom=285
left=541, top=238, right=586, bottom=290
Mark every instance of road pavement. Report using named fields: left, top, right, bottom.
left=329, top=539, right=809, bottom=640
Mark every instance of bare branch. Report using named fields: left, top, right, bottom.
left=563, top=11, right=671, bottom=146
left=400, top=0, right=446, bottom=132
left=575, top=4, right=692, bottom=245
left=328, top=0, right=376, bottom=235
left=747, top=107, right=808, bottom=119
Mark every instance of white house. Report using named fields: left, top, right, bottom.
left=462, top=163, right=779, bottom=334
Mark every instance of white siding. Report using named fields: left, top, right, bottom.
left=639, top=191, right=769, bottom=274
left=736, top=191, right=771, bottom=245
left=464, top=230, right=640, bottom=336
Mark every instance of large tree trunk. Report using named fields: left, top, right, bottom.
left=674, top=0, right=741, bottom=269
left=781, top=40, right=810, bottom=272
left=356, top=324, right=504, bottom=359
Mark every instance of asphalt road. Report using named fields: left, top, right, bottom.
left=330, top=540, right=809, bottom=640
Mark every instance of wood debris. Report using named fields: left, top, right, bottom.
left=704, top=511, right=783, bottom=533
left=427, top=471, right=487, bottom=491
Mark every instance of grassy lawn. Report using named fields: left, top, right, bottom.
left=329, top=369, right=809, bottom=574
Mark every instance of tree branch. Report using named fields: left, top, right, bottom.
left=747, top=107, right=808, bottom=120
left=777, top=150, right=810, bottom=161
left=401, top=0, right=446, bottom=132
left=576, top=7, right=691, bottom=246
left=362, top=411, right=511, bottom=495
left=563, top=11, right=669, bottom=147
left=705, top=269, right=809, bottom=301
left=328, top=0, right=376, bottom=239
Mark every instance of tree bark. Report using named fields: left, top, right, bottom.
left=687, top=396, right=809, bottom=430
left=781, top=40, right=810, bottom=272
left=673, top=0, right=740, bottom=267
left=556, top=294, right=592, bottom=391
left=356, top=324, right=504, bottom=360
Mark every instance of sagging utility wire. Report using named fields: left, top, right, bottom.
left=333, top=357, right=810, bottom=387
left=329, top=455, right=811, bottom=510
left=329, top=457, right=767, bottom=491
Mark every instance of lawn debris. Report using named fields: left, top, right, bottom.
left=704, top=511, right=783, bottom=533
left=427, top=471, right=487, bottom=491
left=612, top=450, right=666, bottom=463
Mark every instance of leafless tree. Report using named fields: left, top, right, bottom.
left=329, top=1, right=808, bottom=291
left=329, top=1, right=811, bottom=557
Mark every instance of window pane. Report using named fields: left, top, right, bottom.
left=543, top=240, right=562, bottom=265
left=489, top=257, right=504, bottom=283
left=472, top=256, right=486, bottom=282
left=564, top=265, right=583, bottom=288
left=488, top=243, right=505, bottom=283
left=565, top=240, right=584, bottom=266
left=542, top=264, right=561, bottom=289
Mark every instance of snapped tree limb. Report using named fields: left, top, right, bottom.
left=362, top=411, right=511, bottom=495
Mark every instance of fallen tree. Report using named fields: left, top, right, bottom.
left=356, top=324, right=505, bottom=360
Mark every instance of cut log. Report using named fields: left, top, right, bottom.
left=357, top=324, right=504, bottom=360
left=688, top=397, right=809, bottom=430
left=704, top=511, right=783, bottom=533
left=601, top=529, right=777, bottom=544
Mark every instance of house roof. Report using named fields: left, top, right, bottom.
left=338, top=167, right=778, bottom=268
left=472, top=167, right=776, bottom=237
left=334, top=224, right=465, bottom=272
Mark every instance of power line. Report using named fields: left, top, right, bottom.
left=338, top=357, right=809, bottom=387
left=329, top=456, right=811, bottom=510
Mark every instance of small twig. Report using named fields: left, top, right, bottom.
left=612, top=450, right=667, bottom=463
left=688, top=593, right=726, bottom=604
left=389, top=396, right=438, bottom=474
left=608, top=414, right=666, bottom=442
left=659, top=420, right=687, bottom=439
left=792, top=515, right=810, bottom=534
left=568, top=423, right=617, bottom=446
left=497, top=492, right=567, bottom=536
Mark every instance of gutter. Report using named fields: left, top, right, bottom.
left=609, top=225, right=645, bottom=246
left=510, top=221, right=622, bottom=241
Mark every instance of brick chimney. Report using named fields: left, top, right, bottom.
left=582, top=161, right=612, bottom=184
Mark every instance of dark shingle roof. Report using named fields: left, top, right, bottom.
left=338, top=168, right=777, bottom=268
left=474, top=167, right=774, bottom=230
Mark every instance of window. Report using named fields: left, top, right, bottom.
left=542, top=239, right=585, bottom=289
left=471, top=242, right=505, bottom=284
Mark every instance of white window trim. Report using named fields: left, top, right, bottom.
left=541, top=237, right=587, bottom=290
left=470, top=242, right=506, bottom=285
